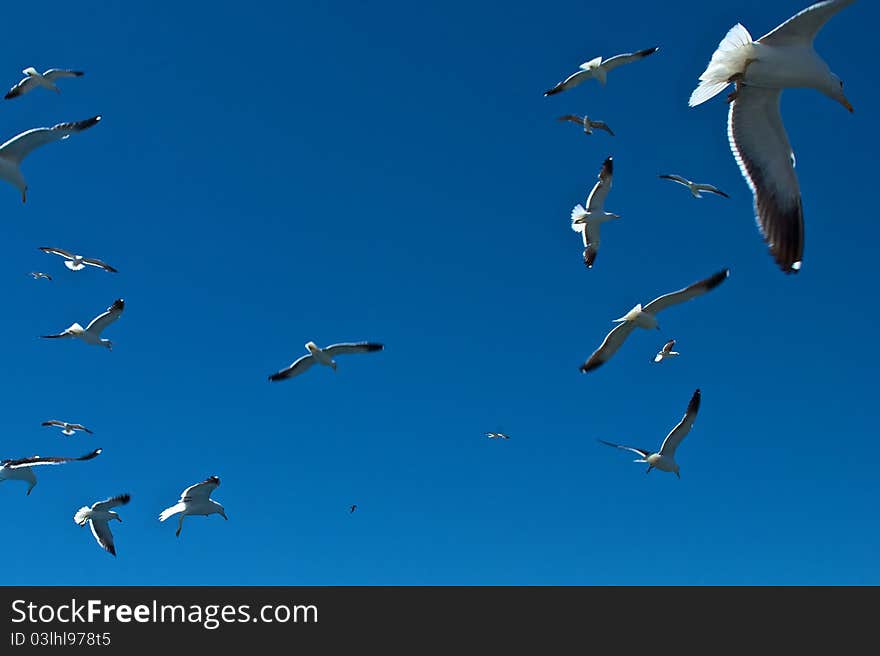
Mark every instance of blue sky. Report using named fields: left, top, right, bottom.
left=0, top=0, right=876, bottom=585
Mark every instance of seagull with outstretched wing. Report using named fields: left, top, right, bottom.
left=74, top=494, right=130, bottom=556
left=5, top=67, right=84, bottom=99
left=42, top=298, right=124, bottom=350
left=269, top=341, right=384, bottom=382
left=0, top=448, right=102, bottom=495
left=659, top=174, right=729, bottom=199
left=39, top=246, right=117, bottom=273
left=159, top=476, right=227, bottom=537
left=544, top=47, right=659, bottom=96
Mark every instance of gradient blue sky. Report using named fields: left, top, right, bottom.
left=1, top=0, right=876, bottom=585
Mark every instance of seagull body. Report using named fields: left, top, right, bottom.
left=580, top=270, right=729, bottom=373
left=0, top=448, right=102, bottom=495
left=268, top=341, right=384, bottom=381
left=159, top=476, right=227, bottom=537
left=689, top=0, right=855, bottom=273
left=486, top=432, right=510, bottom=440
left=544, top=47, right=659, bottom=96
left=42, top=420, right=93, bottom=436
left=74, top=494, right=130, bottom=556
left=557, top=114, right=615, bottom=136
left=39, top=247, right=117, bottom=273
left=599, top=389, right=701, bottom=478
left=654, top=339, right=680, bottom=363
left=29, top=271, right=52, bottom=280
left=571, top=156, right=620, bottom=269
left=659, top=174, right=729, bottom=199
left=5, top=67, right=83, bottom=99
left=0, top=116, right=101, bottom=203
left=42, top=298, right=124, bottom=350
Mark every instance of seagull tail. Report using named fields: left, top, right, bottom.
left=689, top=23, right=754, bottom=107
left=73, top=507, right=91, bottom=526
left=158, top=503, right=185, bottom=522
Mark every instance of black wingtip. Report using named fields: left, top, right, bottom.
left=704, top=269, right=730, bottom=290
left=579, top=360, right=601, bottom=373
left=543, top=86, right=561, bottom=97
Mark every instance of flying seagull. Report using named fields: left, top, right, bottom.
left=268, top=341, right=384, bottom=381
left=5, top=67, right=83, bottom=99
left=688, top=0, right=855, bottom=274
left=653, top=339, right=680, bottom=363
left=486, top=432, right=510, bottom=440
left=571, top=156, right=620, bottom=269
left=659, top=174, right=729, bottom=199
left=580, top=270, right=729, bottom=373
left=544, top=47, right=659, bottom=96
left=42, top=298, right=124, bottom=350
left=39, top=247, right=117, bottom=273
left=350, top=504, right=357, bottom=514
left=74, top=494, right=130, bottom=557
left=599, top=389, right=701, bottom=478
left=557, top=114, right=615, bottom=136
left=0, top=448, right=102, bottom=495
left=159, top=476, right=227, bottom=538
left=0, top=115, right=101, bottom=203
left=42, top=420, right=93, bottom=436
left=29, top=272, right=52, bottom=280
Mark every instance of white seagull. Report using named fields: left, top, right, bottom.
left=571, top=156, right=620, bottom=269
left=39, top=247, right=118, bottom=273
left=486, top=432, right=511, bottom=440
left=42, top=298, right=124, bottom=350
left=42, top=420, right=93, bottom=436
left=5, top=67, right=84, bottom=99
left=653, top=339, right=680, bottom=363
left=544, top=47, right=659, bottom=96
left=580, top=270, right=729, bottom=373
left=0, top=448, right=102, bottom=495
left=557, top=114, right=615, bottom=136
left=659, top=174, right=729, bottom=199
left=74, top=494, right=130, bottom=556
left=0, top=115, right=101, bottom=203
left=688, top=0, right=855, bottom=274
left=29, top=272, right=52, bottom=280
left=268, top=341, right=384, bottom=382
left=159, top=476, right=227, bottom=538
left=599, top=388, right=701, bottom=478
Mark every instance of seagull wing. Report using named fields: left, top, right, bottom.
left=89, top=519, right=117, bottom=556
left=597, top=439, right=651, bottom=459
left=41, top=324, right=81, bottom=339
left=642, top=269, right=730, bottom=315
left=728, top=84, right=803, bottom=272
left=0, top=116, right=101, bottom=164
left=695, top=184, right=730, bottom=198
left=41, top=420, right=65, bottom=428
left=557, top=115, right=584, bottom=125
left=586, top=157, right=613, bottom=212
left=69, top=424, right=93, bottom=434
left=579, top=321, right=637, bottom=373
left=324, top=342, right=384, bottom=356
left=91, top=493, right=131, bottom=512
left=39, top=246, right=77, bottom=260
left=81, top=257, right=118, bottom=273
left=659, top=389, right=702, bottom=458
left=4, top=448, right=102, bottom=469
left=662, top=339, right=676, bottom=354
left=600, top=47, right=660, bottom=72
left=758, top=0, right=856, bottom=46
left=659, top=174, right=692, bottom=187
left=583, top=221, right=600, bottom=269
left=268, top=353, right=316, bottom=381
left=4, top=75, right=38, bottom=100
left=590, top=120, right=614, bottom=136
left=180, top=476, right=220, bottom=502
left=85, top=299, right=124, bottom=334
left=544, top=69, right=592, bottom=96
left=43, top=69, right=85, bottom=81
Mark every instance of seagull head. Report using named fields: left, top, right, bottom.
left=110, top=512, right=122, bottom=523
left=101, top=339, right=113, bottom=351
left=826, top=74, right=854, bottom=113
left=330, top=361, right=338, bottom=372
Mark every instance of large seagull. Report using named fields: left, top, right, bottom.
left=269, top=341, right=384, bottom=382
left=74, top=494, right=130, bottom=556
left=571, top=156, right=620, bottom=269
left=5, top=67, right=84, bottom=99
left=0, top=448, right=102, bottom=495
left=544, top=47, right=659, bottom=96
left=42, top=299, right=124, bottom=350
left=159, top=476, right=227, bottom=538
left=688, top=0, right=855, bottom=273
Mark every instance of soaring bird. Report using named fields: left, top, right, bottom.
left=599, top=389, right=701, bottom=478
left=39, top=247, right=118, bottom=273
left=74, top=494, right=130, bottom=556
left=486, top=432, right=511, bottom=440
left=580, top=270, right=729, bottom=373
left=0, top=116, right=101, bottom=203
left=0, top=448, right=102, bottom=495
left=350, top=504, right=358, bottom=514
left=688, top=0, right=856, bottom=273
left=544, top=47, right=659, bottom=96
left=653, top=339, right=680, bottom=363
left=159, top=476, right=227, bottom=537
left=557, top=114, right=615, bottom=136
left=42, top=299, right=124, bottom=350
left=42, top=420, right=93, bottom=436
left=29, top=272, right=52, bottom=281
left=5, top=67, right=84, bottom=99
left=571, top=156, right=620, bottom=269
left=268, top=341, right=384, bottom=382
left=659, top=174, right=729, bottom=199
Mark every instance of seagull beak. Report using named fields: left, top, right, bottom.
left=840, top=95, right=854, bottom=113
left=21, top=189, right=26, bottom=204
left=676, top=471, right=681, bottom=479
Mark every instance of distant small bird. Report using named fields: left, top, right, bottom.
left=350, top=504, right=357, bottom=514
left=42, top=298, right=124, bottom=350
left=5, top=67, right=84, bottom=99
left=74, top=494, right=130, bottom=556
left=268, top=341, right=384, bottom=381
left=159, top=476, right=227, bottom=537
left=557, top=114, right=615, bottom=136
left=0, top=115, right=102, bottom=203
left=599, top=388, right=701, bottom=478
left=42, top=420, right=93, bottom=436
left=544, top=47, right=659, bottom=96
left=580, top=270, right=729, bottom=373
left=486, top=432, right=510, bottom=440
left=29, top=271, right=51, bottom=280
left=571, top=156, right=620, bottom=269
left=0, top=448, right=102, bottom=495
left=659, top=174, right=729, bottom=199
left=39, top=247, right=118, bottom=273
left=653, top=339, right=680, bottom=363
